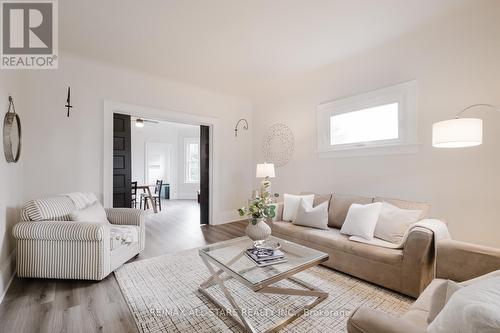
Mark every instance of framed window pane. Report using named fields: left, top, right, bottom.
left=330, top=103, right=399, bottom=146
left=185, top=140, right=200, bottom=183
left=188, top=161, right=199, bottom=182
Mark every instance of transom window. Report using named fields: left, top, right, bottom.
left=330, top=102, right=399, bottom=146
left=317, top=81, right=418, bottom=157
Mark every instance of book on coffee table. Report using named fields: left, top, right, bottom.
left=245, top=248, right=288, bottom=267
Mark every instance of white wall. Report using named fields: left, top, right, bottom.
left=252, top=2, right=500, bottom=247
left=18, top=52, right=253, bottom=224
left=0, top=72, right=24, bottom=301
left=131, top=120, right=200, bottom=200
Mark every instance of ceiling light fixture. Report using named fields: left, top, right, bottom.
left=135, top=118, right=145, bottom=128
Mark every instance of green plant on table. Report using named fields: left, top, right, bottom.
left=238, top=192, right=278, bottom=225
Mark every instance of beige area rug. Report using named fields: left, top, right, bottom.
left=115, top=248, right=413, bottom=333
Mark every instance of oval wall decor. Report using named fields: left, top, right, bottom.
left=3, top=96, right=21, bottom=163
left=262, top=123, right=294, bottom=167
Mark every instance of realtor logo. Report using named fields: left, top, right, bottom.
left=1, top=0, right=58, bottom=69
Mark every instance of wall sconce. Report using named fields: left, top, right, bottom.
left=234, top=119, right=248, bottom=137
left=135, top=118, right=145, bottom=128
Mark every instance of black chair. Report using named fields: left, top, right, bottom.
left=141, top=179, right=163, bottom=211
left=131, top=181, right=138, bottom=208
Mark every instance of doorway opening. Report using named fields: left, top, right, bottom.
left=104, top=101, right=214, bottom=225
left=133, top=118, right=201, bottom=222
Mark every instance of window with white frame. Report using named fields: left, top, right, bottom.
left=184, top=138, right=200, bottom=183
left=317, top=81, right=418, bottom=156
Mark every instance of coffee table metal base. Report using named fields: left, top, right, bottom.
left=198, top=255, right=328, bottom=333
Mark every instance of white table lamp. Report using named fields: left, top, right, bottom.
left=432, top=104, right=499, bottom=148
left=256, top=163, right=275, bottom=198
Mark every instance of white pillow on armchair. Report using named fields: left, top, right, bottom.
left=70, top=202, right=109, bottom=223
left=428, top=277, right=500, bottom=333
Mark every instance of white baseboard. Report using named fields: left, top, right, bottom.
left=0, top=250, right=16, bottom=304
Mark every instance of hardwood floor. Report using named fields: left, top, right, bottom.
left=0, top=200, right=247, bottom=333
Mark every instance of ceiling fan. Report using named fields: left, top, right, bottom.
left=133, top=117, right=160, bottom=128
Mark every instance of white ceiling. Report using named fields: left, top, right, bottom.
left=60, top=0, right=469, bottom=98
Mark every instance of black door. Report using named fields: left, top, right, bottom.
left=113, top=113, right=132, bottom=208
left=200, top=125, right=210, bottom=224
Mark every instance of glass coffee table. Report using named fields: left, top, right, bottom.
left=198, top=236, right=329, bottom=333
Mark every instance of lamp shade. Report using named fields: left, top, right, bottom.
left=256, top=163, right=275, bottom=178
left=432, top=118, right=482, bottom=148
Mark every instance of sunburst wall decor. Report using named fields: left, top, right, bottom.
left=262, top=123, right=294, bottom=167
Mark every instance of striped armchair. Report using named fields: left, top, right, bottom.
left=12, top=193, right=146, bottom=280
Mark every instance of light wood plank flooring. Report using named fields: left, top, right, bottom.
left=0, top=200, right=247, bottom=333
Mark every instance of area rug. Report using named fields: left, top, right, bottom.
left=115, top=248, right=413, bottom=333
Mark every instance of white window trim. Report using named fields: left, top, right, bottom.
left=184, top=137, right=200, bottom=184
left=316, top=80, right=419, bottom=158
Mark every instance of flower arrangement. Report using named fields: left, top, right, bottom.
left=238, top=192, right=279, bottom=225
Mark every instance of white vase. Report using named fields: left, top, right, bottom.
left=246, top=218, right=272, bottom=245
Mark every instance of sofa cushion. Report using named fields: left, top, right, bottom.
left=273, top=221, right=403, bottom=265
left=329, top=194, right=373, bottom=228
left=21, top=196, right=76, bottom=221
left=374, top=197, right=430, bottom=219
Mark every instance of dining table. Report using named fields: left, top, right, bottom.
left=136, top=184, right=158, bottom=213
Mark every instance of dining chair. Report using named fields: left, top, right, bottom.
left=141, top=179, right=163, bottom=211
left=131, top=181, right=138, bottom=208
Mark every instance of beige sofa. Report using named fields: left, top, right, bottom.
left=272, top=193, right=434, bottom=297
left=347, top=239, right=500, bottom=333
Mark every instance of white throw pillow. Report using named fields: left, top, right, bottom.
left=374, top=202, right=422, bottom=244
left=292, top=199, right=329, bottom=230
left=428, top=277, right=500, bottom=332
left=70, top=202, right=109, bottom=223
left=340, top=202, right=382, bottom=240
left=282, top=194, right=314, bottom=222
